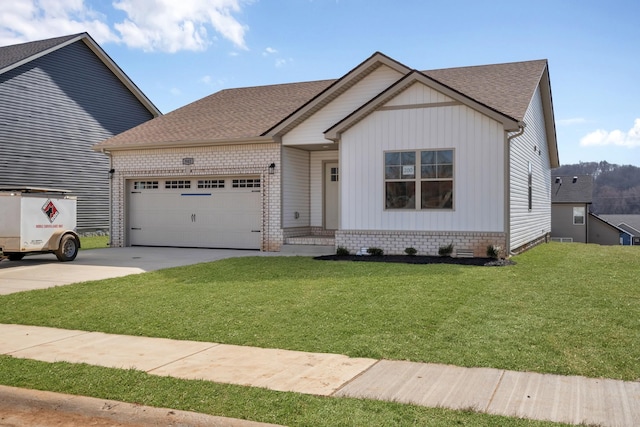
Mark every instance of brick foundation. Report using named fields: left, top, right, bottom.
left=336, top=230, right=507, bottom=257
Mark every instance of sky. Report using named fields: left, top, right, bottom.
left=1, top=0, right=639, bottom=167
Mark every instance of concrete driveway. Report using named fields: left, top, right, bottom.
left=0, top=247, right=274, bottom=295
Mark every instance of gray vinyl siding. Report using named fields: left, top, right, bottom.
left=0, top=40, right=154, bottom=230
left=551, top=203, right=588, bottom=243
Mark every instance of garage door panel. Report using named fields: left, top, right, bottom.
left=128, top=178, right=262, bottom=249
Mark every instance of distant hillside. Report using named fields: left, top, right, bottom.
left=552, top=162, right=640, bottom=214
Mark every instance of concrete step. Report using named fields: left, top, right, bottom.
left=280, top=244, right=335, bottom=256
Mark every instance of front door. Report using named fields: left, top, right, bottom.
left=324, top=162, right=339, bottom=230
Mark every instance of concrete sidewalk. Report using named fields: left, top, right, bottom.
left=1, top=324, right=639, bottom=426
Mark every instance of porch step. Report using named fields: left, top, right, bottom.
left=280, top=244, right=336, bottom=256
left=285, top=235, right=336, bottom=246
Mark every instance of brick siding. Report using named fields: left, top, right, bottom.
left=336, top=230, right=507, bottom=257
left=109, top=143, right=283, bottom=251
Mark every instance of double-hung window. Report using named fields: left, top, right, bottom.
left=573, top=207, right=585, bottom=225
left=385, top=149, right=454, bottom=210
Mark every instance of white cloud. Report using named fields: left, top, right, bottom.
left=0, top=0, right=249, bottom=53
left=0, top=1, right=117, bottom=46
left=580, top=118, right=640, bottom=148
left=169, top=87, right=181, bottom=96
left=262, top=46, right=277, bottom=56
left=557, top=117, right=586, bottom=126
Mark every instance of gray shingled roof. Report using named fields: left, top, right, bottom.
left=551, top=175, right=594, bottom=203
left=94, top=57, right=548, bottom=150
left=0, top=33, right=82, bottom=72
left=597, top=215, right=640, bottom=235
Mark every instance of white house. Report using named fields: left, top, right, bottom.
left=93, top=52, right=558, bottom=256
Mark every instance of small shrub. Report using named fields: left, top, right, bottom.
left=336, top=246, right=350, bottom=256
left=367, top=247, right=384, bottom=256
left=438, top=243, right=454, bottom=257
left=487, top=244, right=502, bottom=259
left=404, top=247, right=417, bottom=256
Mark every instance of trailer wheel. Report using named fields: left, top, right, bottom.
left=6, top=253, right=25, bottom=261
left=55, top=235, right=79, bottom=262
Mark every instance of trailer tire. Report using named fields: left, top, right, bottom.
left=6, top=253, right=25, bottom=261
left=55, top=235, right=79, bottom=262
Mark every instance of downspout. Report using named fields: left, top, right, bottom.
left=505, top=122, right=526, bottom=256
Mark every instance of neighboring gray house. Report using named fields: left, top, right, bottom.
left=551, top=175, right=593, bottom=243
left=596, top=215, right=640, bottom=245
left=588, top=214, right=632, bottom=246
left=551, top=175, right=630, bottom=245
left=0, top=33, right=160, bottom=230
left=95, top=52, right=558, bottom=256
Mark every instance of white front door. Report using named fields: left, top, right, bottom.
left=324, top=162, right=339, bottom=230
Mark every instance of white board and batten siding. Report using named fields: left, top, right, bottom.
left=282, top=147, right=310, bottom=228
left=282, top=65, right=403, bottom=147
left=509, top=85, right=552, bottom=250
left=340, top=82, right=506, bottom=233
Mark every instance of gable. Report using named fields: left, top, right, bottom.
left=325, top=71, right=521, bottom=141
left=281, top=64, right=404, bottom=148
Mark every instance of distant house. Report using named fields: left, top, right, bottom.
left=551, top=175, right=632, bottom=245
left=596, top=215, right=640, bottom=245
left=0, top=33, right=160, bottom=230
left=551, top=175, right=593, bottom=243
left=95, top=52, right=559, bottom=256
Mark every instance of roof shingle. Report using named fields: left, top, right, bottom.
left=94, top=57, right=549, bottom=150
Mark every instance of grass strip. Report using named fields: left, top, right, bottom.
left=0, top=356, right=568, bottom=427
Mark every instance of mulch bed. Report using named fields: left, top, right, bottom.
left=314, top=254, right=515, bottom=267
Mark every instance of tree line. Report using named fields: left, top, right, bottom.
left=552, top=162, right=640, bottom=214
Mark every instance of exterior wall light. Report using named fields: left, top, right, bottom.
left=268, top=163, right=276, bottom=174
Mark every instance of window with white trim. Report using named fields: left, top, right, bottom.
left=573, top=207, right=585, bottom=225
left=198, top=179, right=225, bottom=188
left=528, top=162, right=533, bottom=211
left=384, top=149, right=453, bottom=210
left=232, top=178, right=260, bottom=188
left=133, top=181, right=158, bottom=189
left=165, top=180, right=191, bottom=189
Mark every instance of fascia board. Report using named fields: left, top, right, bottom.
left=0, top=34, right=85, bottom=75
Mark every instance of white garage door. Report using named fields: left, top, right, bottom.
left=128, top=177, right=262, bottom=249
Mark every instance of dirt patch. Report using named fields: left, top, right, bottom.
left=314, top=254, right=515, bottom=267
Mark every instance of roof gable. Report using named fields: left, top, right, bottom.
left=325, top=69, right=522, bottom=141
left=264, top=52, right=411, bottom=137
left=0, top=33, right=160, bottom=117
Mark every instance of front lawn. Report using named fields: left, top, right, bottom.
left=1, top=243, right=638, bottom=380
left=0, top=242, right=637, bottom=426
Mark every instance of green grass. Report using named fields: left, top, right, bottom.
left=0, top=242, right=637, bottom=425
left=0, top=357, right=567, bottom=426
left=79, top=235, right=109, bottom=250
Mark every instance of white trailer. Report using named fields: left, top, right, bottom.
left=0, top=188, right=80, bottom=262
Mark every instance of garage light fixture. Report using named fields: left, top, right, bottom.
left=268, top=163, right=276, bottom=174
